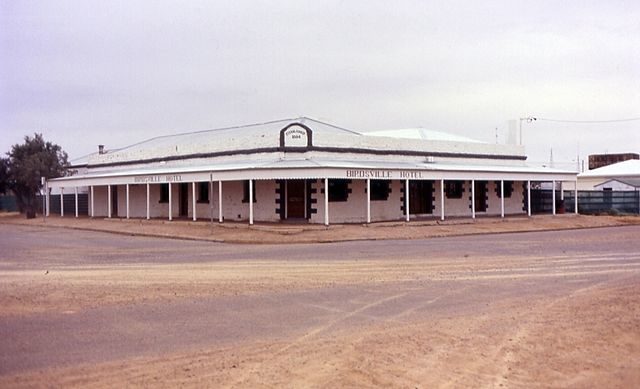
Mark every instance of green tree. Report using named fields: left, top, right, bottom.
left=5, top=134, right=69, bottom=218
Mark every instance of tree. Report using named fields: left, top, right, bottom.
left=0, top=157, right=8, bottom=194
left=5, top=134, right=69, bottom=218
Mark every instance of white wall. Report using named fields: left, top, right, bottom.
left=216, top=180, right=279, bottom=222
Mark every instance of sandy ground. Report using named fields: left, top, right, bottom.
left=0, top=219, right=639, bottom=388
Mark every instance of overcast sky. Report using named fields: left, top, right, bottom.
left=1, top=0, right=639, bottom=170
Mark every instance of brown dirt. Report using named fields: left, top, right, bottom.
left=0, top=218, right=639, bottom=388
left=2, top=282, right=639, bottom=388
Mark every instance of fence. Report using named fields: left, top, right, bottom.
left=565, top=190, right=639, bottom=215
left=36, top=194, right=90, bottom=216
left=0, top=195, right=18, bottom=212
left=530, top=189, right=639, bottom=215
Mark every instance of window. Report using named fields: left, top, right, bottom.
left=370, top=180, right=390, bottom=201
left=197, top=182, right=209, bottom=203
left=445, top=181, right=464, bottom=199
left=496, top=181, right=513, bottom=198
left=242, top=180, right=257, bottom=203
left=328, top=179, right=349, bottom=202
left=159, top=183, right=169, bottom=203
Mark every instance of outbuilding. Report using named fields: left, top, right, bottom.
left=578, top=159, right=640, bottom=190
left=46, top=117, right=577, bottom=224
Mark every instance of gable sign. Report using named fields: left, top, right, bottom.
left=280, top=123, right=313, bottom=150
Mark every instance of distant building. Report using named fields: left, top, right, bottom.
left=588, top=153, right=639, bottom=170
left=578, top=159, right=640, bottom=190
left=594, top=178, right=640, bottom=191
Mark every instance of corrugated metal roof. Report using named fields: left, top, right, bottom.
left=85, top=117, right=525, bottom=167
left=84, top=117, right=368, bottom=166
left=103, top=117, right=360, bottom=157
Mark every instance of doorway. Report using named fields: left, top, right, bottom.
left=111, top=185, right=118, bottom=216
left=409, top=181, right=433, bottom=214
left=286, top=180, right=306, bottom=219
left=179, top=183, right=189, bottom=217
left=474, top=181, right=487, bottom=212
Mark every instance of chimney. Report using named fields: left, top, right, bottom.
left=98, top=145, right=105, bottom=154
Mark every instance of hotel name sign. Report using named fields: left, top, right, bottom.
left=130, top=171, right=424, bottom=183
left=346, top=169, right=423, bottom=179
left=133, top=174, right=183, bottom=183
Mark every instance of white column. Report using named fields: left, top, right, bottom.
left=218, top=180, right=223, bottom=223
left=168, top=182, right=172, bottom=221
left=405, top=179, right=410, bottom=222
left=192, top=182, right=197, bottom=221
left=126, top=184, right=130, bottom=219
left=249, top=179, right=254, bottom=225
left=90, top=186, right=94, bottom=217
left=527, top=180, right=531, bottom=217
left=146, top=183, right=150, bottom=220
left=209, top=178, right=214, bottom=224
left=74, top=187, right=79, bottom=218
left=366, top=179, right=371, bottom=224
left=552, top=180, right=556, bottom=215
left=324, top=178, right=329, bottom=226
left=560, top=182, right=564, bottom=200
left=107, top=185, right=112, bottom=218
left=60, top=187, right=64, bottom=217
left=440, top=179, right=445, bottom=221
left=500, top=180, right=505, bottom=218
left=45, top=185, right=50, bottom=216
left=471, top=179, right=476, bottom=219
left=574, top=180, right=579, bottom=214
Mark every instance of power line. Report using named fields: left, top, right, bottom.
left=537, top=117, right=640, bottom=124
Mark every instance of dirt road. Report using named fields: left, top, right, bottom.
left=0, top=224, right=639, bottom=388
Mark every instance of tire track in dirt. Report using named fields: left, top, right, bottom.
left=226, top=291, right=409, bottom=387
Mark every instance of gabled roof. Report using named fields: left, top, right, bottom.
left=84, top=117, right=526, bottom=168
left=579, top=159, right=640, bottom=178
left=594, top=178, right=640, bottom=188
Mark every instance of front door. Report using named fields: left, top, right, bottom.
left=287, top=180, right=306, bottom=219
left=179, top=183, right=189, bottom=217
left=409, top=181, right=433, bottom=214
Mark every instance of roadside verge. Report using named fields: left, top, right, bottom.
left=1, top=213, right=639, bottom=244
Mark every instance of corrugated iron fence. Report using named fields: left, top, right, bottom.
left=35, top=194, right=90, bottom=215
left=565, top=190, right=639, bottom=215
left=530, top=190, right=639, bottom=215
